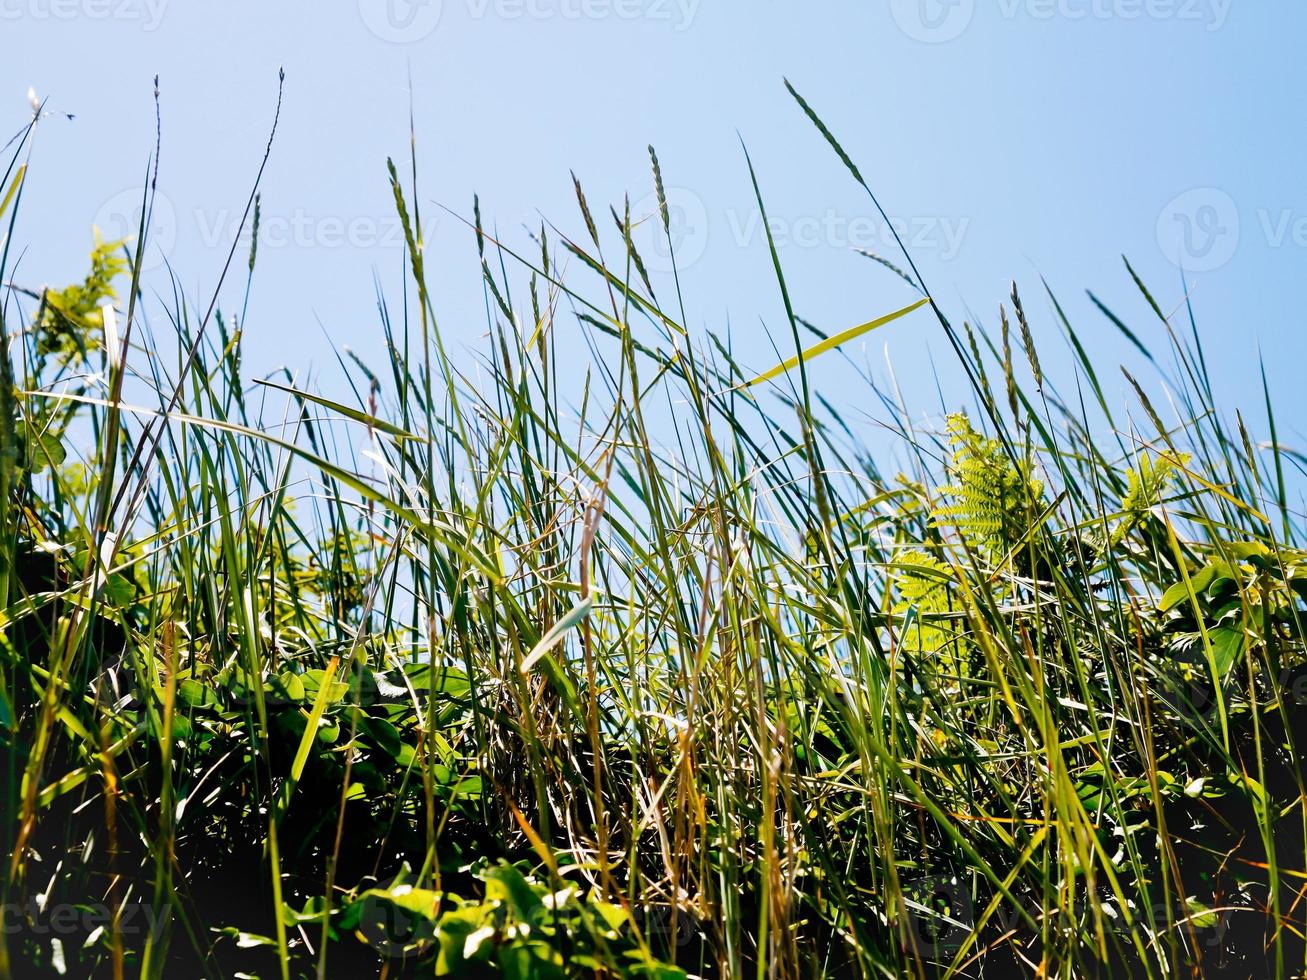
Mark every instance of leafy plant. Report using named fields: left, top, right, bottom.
left=933, top=413, right=1043, bottom=557
left=1, top=85, right=1305, bottom=980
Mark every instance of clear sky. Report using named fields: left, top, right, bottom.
left=4, top=2, right=1306, bottom=446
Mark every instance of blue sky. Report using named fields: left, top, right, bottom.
left=4, top=1, right=1306, bottom=445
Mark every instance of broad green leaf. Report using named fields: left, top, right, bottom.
left=272, top=671, right=306, bottom=703
left=1209, top=625, right=1245, bottom=679
left=401, top=662, right=471, bottom=697
left=483, top=863, right=543, bottom=922
left=356, top=883, right=440, bottom=921
left=1159, top=561, right=1232, bottom=612
left=436, top=906, right=488, bottom=972
left=302, top=668, right=349, bottom=703
left=360, top=714, right=405, bottom=759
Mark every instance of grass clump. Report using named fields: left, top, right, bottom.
left=1, top=84, right=1306, bottom=979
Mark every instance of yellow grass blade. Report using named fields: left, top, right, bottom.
left=748, top=297, right=928, bottom=387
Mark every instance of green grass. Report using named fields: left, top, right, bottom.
left=2, top=83, right=1306, bottom=978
